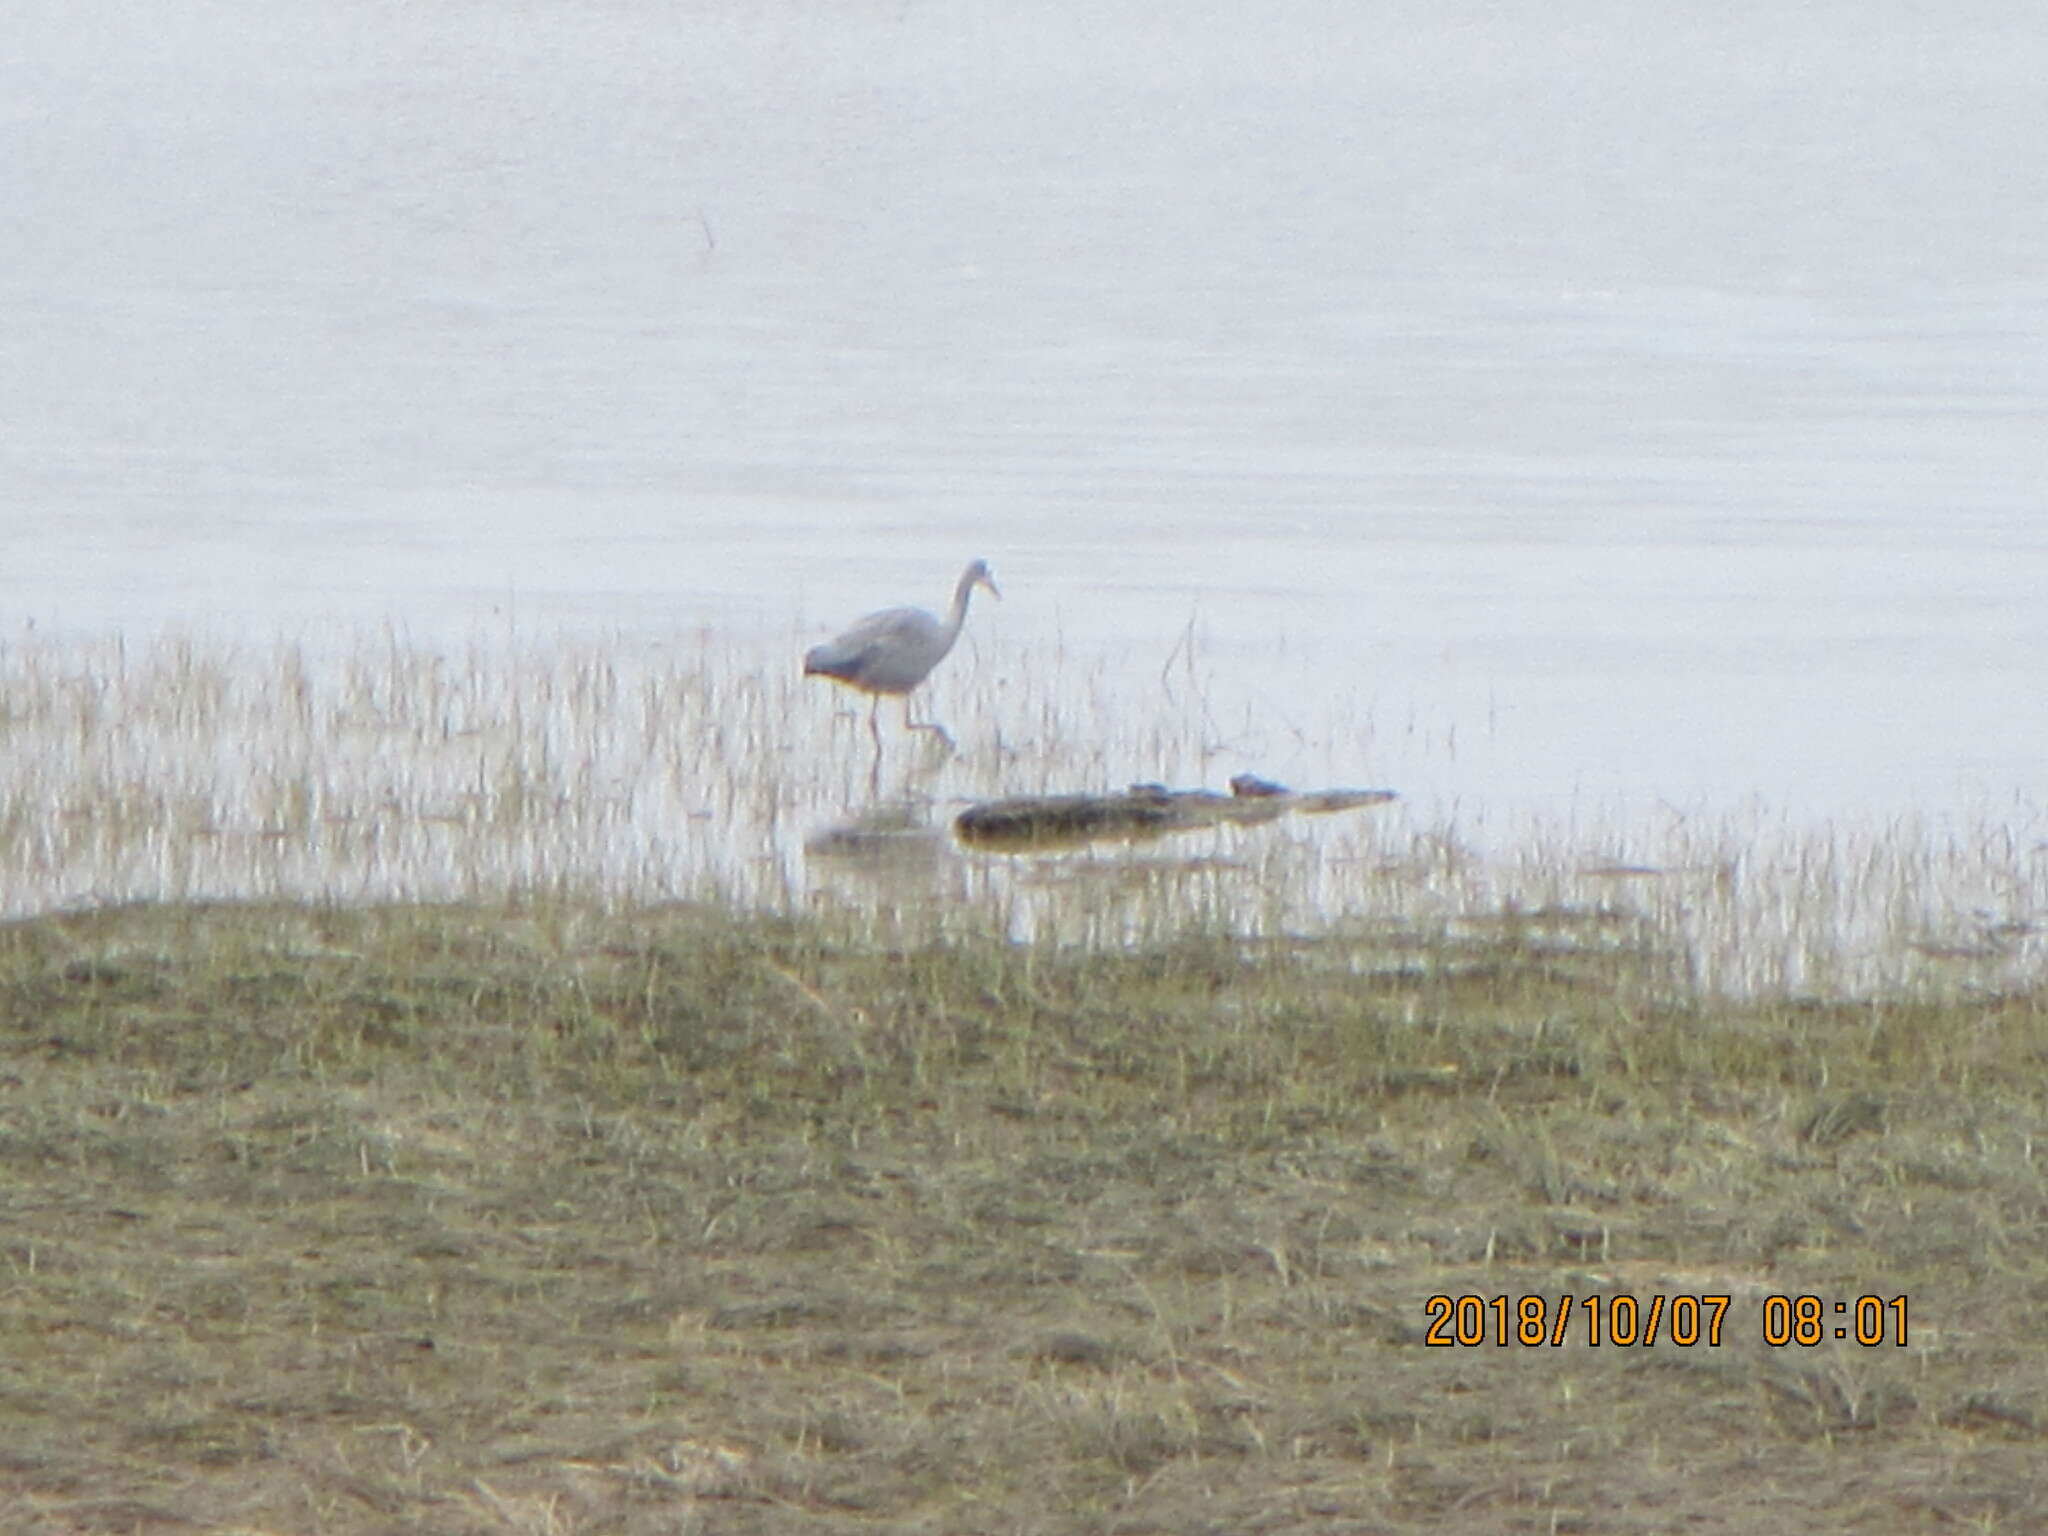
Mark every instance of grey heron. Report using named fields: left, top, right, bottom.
left=804, top=559, right=1000, bottom=752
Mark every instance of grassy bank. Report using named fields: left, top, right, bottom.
left=3, top=899, right=2044, bottom=1533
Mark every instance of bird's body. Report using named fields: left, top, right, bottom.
left=803, top=606, right=955, bottom=698
left=805, top=559, right=999, bottom=753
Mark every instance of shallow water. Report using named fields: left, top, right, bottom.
left=4, top=0, right=2046, bottom=933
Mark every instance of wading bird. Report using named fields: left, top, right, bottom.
left=804, top=559, right=1000, bottom=753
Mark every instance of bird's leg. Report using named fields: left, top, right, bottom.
left=902, top=694, right=956, bottom=754
left=866, top=698, right=885, bottom=794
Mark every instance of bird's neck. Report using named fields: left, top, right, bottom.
left=944, top=571, right=979, bottom=639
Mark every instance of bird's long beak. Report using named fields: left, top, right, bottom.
left=982, top=575, right=1002, bottom=600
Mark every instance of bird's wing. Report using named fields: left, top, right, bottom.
left=805, top=605, right=945, bottom=687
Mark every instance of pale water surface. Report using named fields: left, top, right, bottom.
left=3, top=0, right=2045, bottom=953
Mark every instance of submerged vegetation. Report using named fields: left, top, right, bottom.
left=0, top=629, right=2041, bottom=998
left=0, top=631, right=2045, bottom=1530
